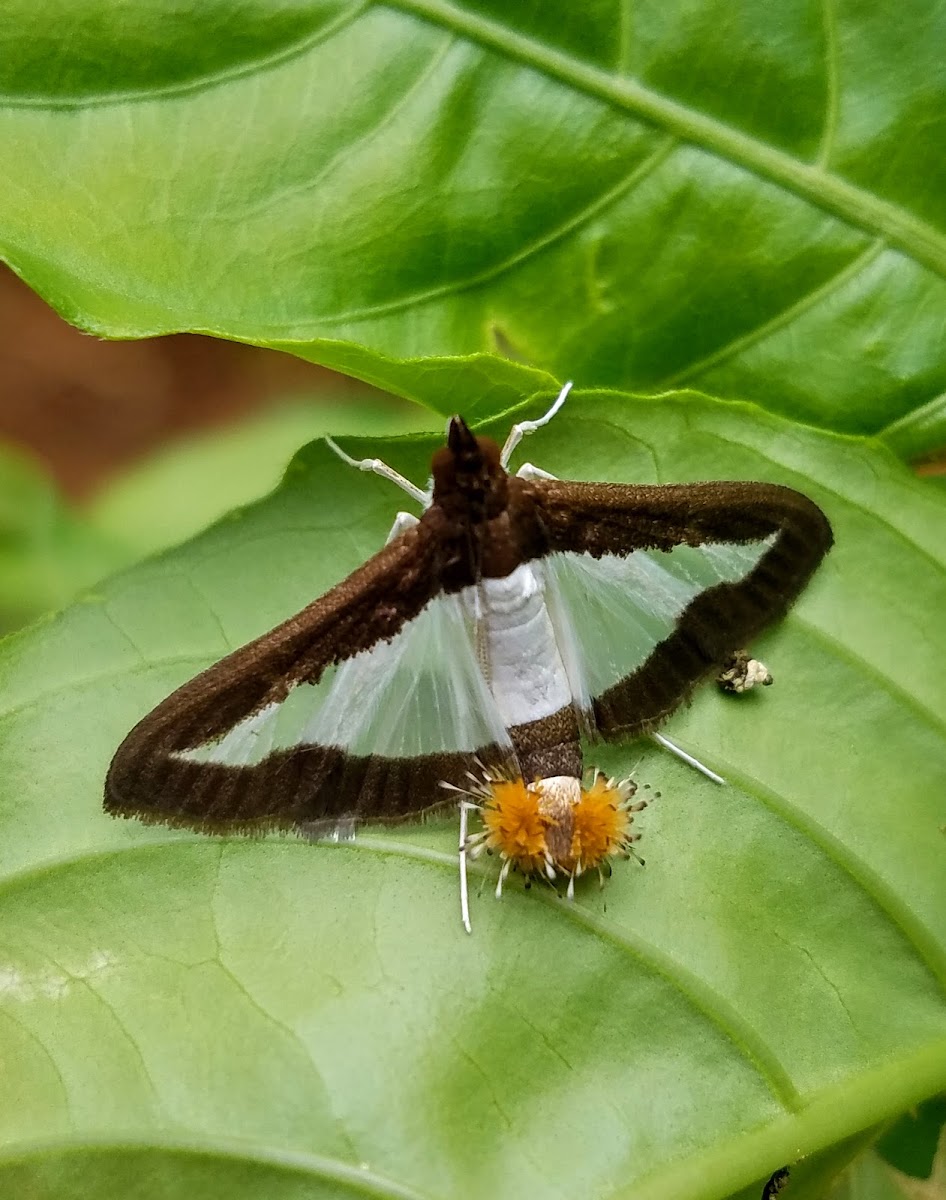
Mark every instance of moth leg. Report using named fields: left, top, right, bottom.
left=325, top=437, right=430, bottom=507
left=500, top=380, right=573, bottom=468
left=516, top=462, right=559, bottom=482
left=458, top=799, right=477, bottom=934
left=385, top=511, right=420, bottom=545
left=652, top=732, right=726, bottom=786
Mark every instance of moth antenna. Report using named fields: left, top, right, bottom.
left=500, top=380, right=573, bottom=468
left=324, top=436, right=431, bottom=508
left=652, top=732, right=726, bottom=785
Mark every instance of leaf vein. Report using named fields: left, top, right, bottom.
left=0, top=1006, right=72, bottom=1120
left=657, top=238, right=887, bottom=389
left=817, top=0, right=841, bottom=168
left=792, top=612, right=946, bottom=741
left=217, top=35, right=458, bottom=228
left=675, top=750, right=946, bottom=996
left=0, top=1, right=373, bottom=110
left=350, top=839, right=803, bottom=1110
left=293, top=135, right=678, bottom=326
left=0, top=655, right=214, bottom=727
left=383, top=0, right=946, bottom=278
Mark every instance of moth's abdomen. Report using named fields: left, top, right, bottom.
left=476, top=564, right=582, bottom=780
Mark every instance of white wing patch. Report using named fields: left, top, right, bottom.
left=179, top=592, right=514, bottom=766
left=539, top=537, right=776, bottom=707
left=177, top=536, right=774, bottom=769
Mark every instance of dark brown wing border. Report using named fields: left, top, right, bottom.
left=526, top=478, right=833, bottom=737
left=103, top=519, right=503, bottom=830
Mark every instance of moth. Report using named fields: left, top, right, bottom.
left=105, top=384, right=833, bottom=928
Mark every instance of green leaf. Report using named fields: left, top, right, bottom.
left=2, top=4, right=946, bottom=448
left=1, top=390, right=945, bottom=1199
left=0, top=441, right=122, bottom=633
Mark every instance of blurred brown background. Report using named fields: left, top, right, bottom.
left=0, top=264, right=358, bottom=498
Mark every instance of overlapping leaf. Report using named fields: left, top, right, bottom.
left=1, top=390, right=945, bottom=1199
left=2, top=3, right=946, bottom=450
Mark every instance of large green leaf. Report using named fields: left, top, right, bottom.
left=1, top=390, right=945, bottom=1199
left=2, top=3, right=946, bottom=450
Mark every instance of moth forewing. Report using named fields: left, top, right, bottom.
left=104, top=523, right=514, bottom=833
left=525, top=477, right=832, bottom=737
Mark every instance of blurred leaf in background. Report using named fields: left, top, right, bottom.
left=0, top=441, right=122, bottom=633
left=1, top=2, right=945, bottom=452
left=871, top=1097, right=946, bottom=1192
left=0, top=392, right=431, bottom=631
left=828, top=1099, right=946, bottom=1198
left=84, top=390, right=435, bottom=559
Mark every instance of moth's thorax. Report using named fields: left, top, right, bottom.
left=430, top=426, right=508, bottom=523
left=473, top=564, right=572, bottom=729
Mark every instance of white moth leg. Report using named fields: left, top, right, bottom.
left=500, top=380, right=573, bottom=468
left=652, top=732, right=726, bottom=786
left=458, top=800, right=476, bottom=935
left=516, top=462, right=559, bottom=482
left=325, top=436, right=430, bottom=507
left=385, top=511, right=420, bottom=545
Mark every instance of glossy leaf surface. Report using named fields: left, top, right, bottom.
left=1, top=390, right=944, bottom=1198
left=1, top=4, right=946, bottom=449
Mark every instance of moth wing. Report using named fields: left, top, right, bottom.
left=106, top=525, right=515, bottom=833
left=526, top=478, right=832, bottom=737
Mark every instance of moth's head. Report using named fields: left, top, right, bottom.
left=430, top=416, right=508, bottom=517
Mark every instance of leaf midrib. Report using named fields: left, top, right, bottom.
left=384, top=0, right=946, bottom=279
